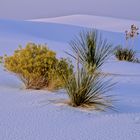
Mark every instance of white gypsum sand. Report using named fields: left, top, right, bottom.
left=0, top=15, right=140, bottom=140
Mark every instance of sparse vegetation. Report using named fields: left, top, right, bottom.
left=0, top=56, right=2, bottom=63
left=3, top=43, right=73, bottom=90
left=68, top=30, right=113, bottom=73
left=63, top=67, right=114, bottom=110
left=115, top=24, right=139, bottom=62
left=115, top=46, right=136, bottom=62
left=63, top=30, right=115, bottom=110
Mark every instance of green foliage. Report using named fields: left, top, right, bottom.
left=63, top=30, right=115, bottom=111
left=4, top=43, right=73, bottom=90
left=114, top=46, right=137, bottom=62
left=57, top=58, right=73, bottom=80
left=63, top=68, right=114, bottom=110
left=47, top=58, right=73, bottom=90
left=0, top=56, right=3, bottom=63
left=68, top=30, right=113, bottom=73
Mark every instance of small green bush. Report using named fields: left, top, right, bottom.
left=4, top=43, right=73, bottom=90
left=114, top=46, right=137, bottom=62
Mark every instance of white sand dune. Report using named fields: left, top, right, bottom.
left=30, top=14, right=140, bottom=33
left=0, top=15, right=140, bottom=140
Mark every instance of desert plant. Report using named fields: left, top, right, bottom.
left=56, top=58, right=73, bottom=79
left=115, top=46, right=136, bottom=62
left=47, top=58, right=73, bottom=90
left=68, top=30, right=113, bottom=73
left=63, top=67, right=114, bottom=110
left=62, top=30, right=115, bottom=110
left=0, top=56, right=2, bottom=63
left=125, top=24, right=139, bottom=48
left=3, top=43, right=73, bottom=90
left=114, top=25, right=139, bottom=62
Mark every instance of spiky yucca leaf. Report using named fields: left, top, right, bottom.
left=63, top=68, right=114, bottom=111
left=68, top=30, right=113, bottom=73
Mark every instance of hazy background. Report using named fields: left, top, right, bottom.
left=0, top=0, right=139, bottom=20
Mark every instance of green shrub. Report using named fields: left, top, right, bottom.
left=63, top=68, right=114, bottom=110
left=114, top=46, right=137, bottom=62
left=68, top=30, right=113, bottom=73
left=47, top=58, right=73, bottom=90
left=3, top=43, right=73, bottom=90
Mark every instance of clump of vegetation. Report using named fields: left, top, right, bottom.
left=63, top=30, right=115, bottom=111
left=115, top=24, right=139, bottom=62
left=63, top=68, right=114, bottom=110
left=3, top=43, right=73, bottom=90
left=115, top=46, right=136, bottom=62
left=0, top=56, right=2, bottom=63
left=68, top=30, right=113, bottom=73
left=47, top=58, right=73, bottom=90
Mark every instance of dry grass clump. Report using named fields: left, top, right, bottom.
left=115, top=46, right=136, bottom=62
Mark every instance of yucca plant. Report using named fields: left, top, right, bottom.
left=68, top=30, right=113, bottom=73
left=63, top=68, right=114, bottom=111
left=62, top=30, right=115, bottom=111
left=115, top=46, right=136, bottom=62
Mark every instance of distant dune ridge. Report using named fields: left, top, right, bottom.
left=30, top=14, right=140, bottom=33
